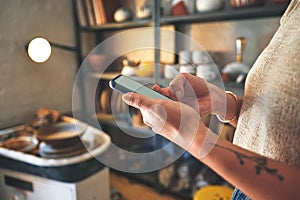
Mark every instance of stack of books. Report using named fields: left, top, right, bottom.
left=75, top=0, right=120, bottom=26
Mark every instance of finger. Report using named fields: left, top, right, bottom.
left=122, top=92, right=153, bottom=110
left=143, top=104, right=167, bottom=133
left=122, top=93, right=168, bottom=133
left=169, top=73, right=188, bottom=98
left=152, top=84, right=161, bottom=91
left=161, top=88, right=177, bottom=100
left=152, top=84, right=177, bottom=100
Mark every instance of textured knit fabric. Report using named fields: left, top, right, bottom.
left=233, top=0, right=300, bottom=168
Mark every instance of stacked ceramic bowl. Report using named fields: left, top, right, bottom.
left=179, top=50, right=196, bottom=75
left=193, top=51, right=219, bottom=82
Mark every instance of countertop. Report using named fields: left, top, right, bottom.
left=110, top=173, right=183, bottom=200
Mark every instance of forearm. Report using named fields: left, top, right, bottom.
left=189, top=129, right=300, bottom=200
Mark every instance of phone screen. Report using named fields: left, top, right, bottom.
left=110, top=75, right=170, bottom=100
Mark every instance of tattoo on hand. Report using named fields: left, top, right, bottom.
left=214, top=144, right=284, bottom=181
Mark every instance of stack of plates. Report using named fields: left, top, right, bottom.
left=39, top=140, right=89, bottom=159
left=36, top=122, right=89, bottom=159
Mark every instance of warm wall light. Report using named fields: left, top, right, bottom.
left=26, top=37, right=78, bottom=63
left=27, top=37, right=52, bottom=63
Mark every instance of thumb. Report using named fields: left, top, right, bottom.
left=122, top=92, right=152, bottom=109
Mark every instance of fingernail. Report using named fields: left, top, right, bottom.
left=122, top=93, right=131, bottom=104
left=152, top=84, right=159, bottom=90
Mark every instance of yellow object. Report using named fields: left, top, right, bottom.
left=193, top=185, right=233, bottom=200
left=135, top=61, right=154, bottom=77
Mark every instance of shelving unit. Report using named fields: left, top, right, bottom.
left=72, top=0, right=289, bottom=199
left=162, top=2, right=288, bottom=25
left=79, top=1, right=287, bottom=32
left=76, top=2, right=288, bottom=30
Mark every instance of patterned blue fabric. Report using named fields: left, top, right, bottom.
left=231, top=188, right=251, bottom=200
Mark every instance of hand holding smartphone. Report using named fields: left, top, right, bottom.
left=109, top=75, right=170, bottom=100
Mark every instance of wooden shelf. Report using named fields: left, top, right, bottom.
left=80, top=19, right=153, bottom=32
left=161, top=2, right=288, bottom=26
left=80, top=2, right=288, bottom=32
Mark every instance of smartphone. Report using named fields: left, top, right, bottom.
left=109, top=75, right=170, bottom=100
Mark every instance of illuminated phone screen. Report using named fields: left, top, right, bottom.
left=110, top=75, right=170, bottom=100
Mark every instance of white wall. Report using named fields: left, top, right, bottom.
left=0, top=0, right=77, bottom=129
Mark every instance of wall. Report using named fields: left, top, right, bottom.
left=189, top=17, right=280, bottom=68
left=0, top=0, right=77, bottom=129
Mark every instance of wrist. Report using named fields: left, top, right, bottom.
left=216, top=91, right=239, bottom=123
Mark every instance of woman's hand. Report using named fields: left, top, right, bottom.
left=152, top=73, right=225, bottom=117
left=122, top=92, right=208, bottom=151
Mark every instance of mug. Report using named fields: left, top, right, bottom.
left=180, top=64, right=196, bottom=74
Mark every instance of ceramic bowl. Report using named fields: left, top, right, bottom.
left=180, top=65, right=196, bottom=74
left=196, top=0, right=224, bottom=12
left=164, top=64, right=180, bottom=79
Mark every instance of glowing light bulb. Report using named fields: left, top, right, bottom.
left=27, top=37, right=52, bottom=63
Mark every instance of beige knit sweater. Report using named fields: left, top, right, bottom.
left=233, top=0, right=300, bottom=168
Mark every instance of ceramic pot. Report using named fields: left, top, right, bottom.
left=114, top=7, right=132, bottom=22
